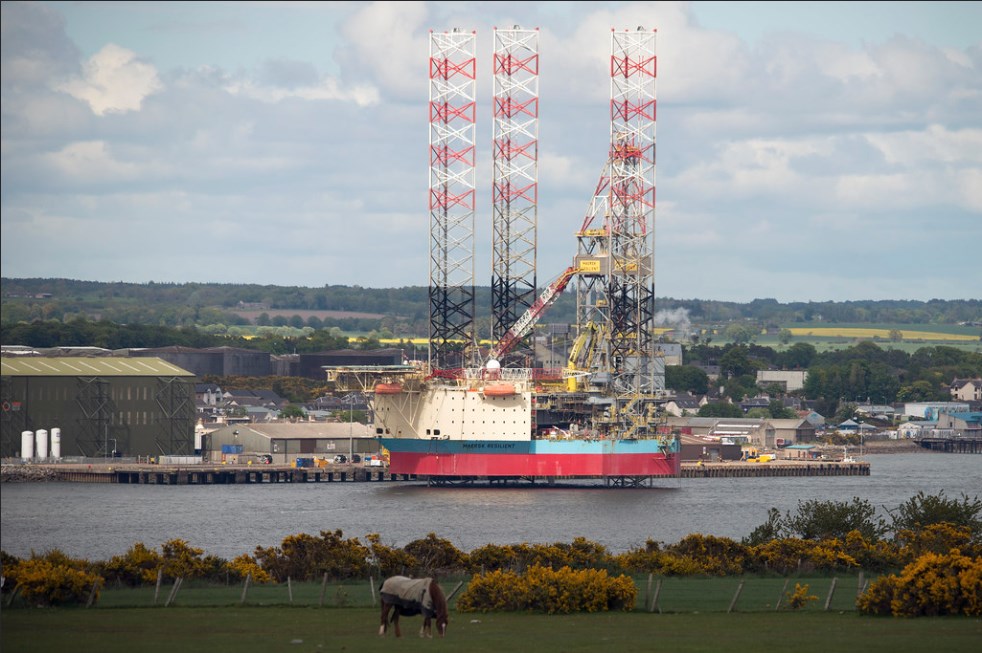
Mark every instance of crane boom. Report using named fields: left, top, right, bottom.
left=488, top=265, right=578, bottom=362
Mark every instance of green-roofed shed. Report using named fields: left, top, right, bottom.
left=1, top=356, right=196, bottom=459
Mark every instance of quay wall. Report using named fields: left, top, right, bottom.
left=2, top=459, right=869, bottom=484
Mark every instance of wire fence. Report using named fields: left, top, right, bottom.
left=7, top=573, right=870, bottom=613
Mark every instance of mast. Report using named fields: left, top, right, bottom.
left=574, top=27, right=662, bottom=433
left=428, top=29, right=478, bottom=369
left=491, top=26, right=539, bottom=367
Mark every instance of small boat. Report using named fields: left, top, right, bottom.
left=482, top=383, right=516, bottom=397
left=374, top=383, right=404, bottom=395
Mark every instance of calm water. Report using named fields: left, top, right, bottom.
left=1, top=453, right=979, bottom=561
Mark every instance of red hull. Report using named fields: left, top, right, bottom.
left=389, top=452, right=679, bottom=477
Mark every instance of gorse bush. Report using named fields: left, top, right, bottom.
left=858, top=549, right=982, bottom=617
left=253, top=530, right=372, bottom=582
left=786, top=583, right=818, bottom=610
left=4, top=551, right=102, bottom=607
left=469, top=538, right=616, bottom=574
left=456, top=564, right=636, bottom=614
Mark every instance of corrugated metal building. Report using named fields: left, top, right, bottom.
left=1, top=357, right=196, bottom=458
left=206, top=422, right=378, bottom=464
left=298, top=349, right=405, bottom=380
left=128, top=346, right=271, bottom=377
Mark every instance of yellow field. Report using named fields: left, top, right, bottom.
left=786, top=327, right=977, bottom=341
left=377, top=328, right=673, bottom=347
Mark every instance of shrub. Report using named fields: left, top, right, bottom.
left=894, top=523, right=977, bottom=562
left=785, top=582, right=818, bottom=610
left=457, top=564, right=636, bottom=614
left=6, top=556, right=103, bottom=607
left=160, top=539, right=212, bottom=582
left=254, top=530, right=370, bottom=582
left=226, top=554, right=274, bottom=584
left=403, top=532, right=468, bottom=575
left=666, top=534, right=749, bottom=575
left=888, top=491, right=982, bottom=540
left=857, top=549, right=982, bottom=617
left=365, top=533, right=417, bottom=579
left=99, top=542, right=163, bottom=586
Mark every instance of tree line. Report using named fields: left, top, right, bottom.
left=3, top=277, right=980, bottom=333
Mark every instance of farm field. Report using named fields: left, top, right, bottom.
left=784, top=323, right=979, bottom=341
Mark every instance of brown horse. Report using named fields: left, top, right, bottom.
left=378, top=575, right=449, bottom=638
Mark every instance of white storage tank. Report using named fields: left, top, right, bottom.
left=51, top=427, right=62, bottom=459
left=36, top=429, right=49, bottom=460
left=21, top=431, right=34, bottom=461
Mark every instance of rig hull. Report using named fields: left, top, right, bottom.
left=380, top=436, right=680, bottom=478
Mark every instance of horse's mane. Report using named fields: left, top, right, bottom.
left=429, top=578, right=448, bottom=618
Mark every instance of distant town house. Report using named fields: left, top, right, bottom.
left=756, top=369, right=807, bottom=393
left=663, top=395, right=705, bottom=417
left=949, top=378, right=982, bottom=402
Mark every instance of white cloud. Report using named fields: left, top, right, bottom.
left=223, top=76, right=380, bottom=106
left=42, top=141, right=147, bottom=183
left=56, top=43, right=162, bottom=115
left=339, top=1, right=430, bottom=98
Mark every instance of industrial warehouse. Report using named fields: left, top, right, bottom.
left=0, top=357, right=196, bottom=459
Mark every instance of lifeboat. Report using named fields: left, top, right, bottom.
left=482, top=383, right=516, bottom=397
left=374, top=383, right=403, bottom=395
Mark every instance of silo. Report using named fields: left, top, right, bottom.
left=51, top=427, right=62, bottom=459
left=36, top=429, right=49, bottom=460
left=21, top=431, right=34, bottom=461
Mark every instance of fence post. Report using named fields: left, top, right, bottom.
left=649, top=579, right=662, bottom=613
left=646, top=574, right=653, bottom=610
left=240, top=572, right=251, bottom=605
left=320, top=573, right=329, bottom=607
left=165, top=577, right=183, bottom=607
left=86, top=579, right=101, bottom=608
left=446, top=581, right=464, bottom=604
left=857, top=570, right=865, bottom=598
left=775, top=578, right=790, bottom=610
left=727, top=581, right=744, bottom=613
left=288, top=576, right=293, bottom=603
left=368, top=575, right=376, bottom=607
left=6, top=584, right=21, bottom=607
left=824, top=577, right=838, bottom=611
left=154, top=568, right=163, bottom=605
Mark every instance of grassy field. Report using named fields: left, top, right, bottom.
left=2, top=605, right=980, bottom=653
left=4, top=575, right=981, bottom=652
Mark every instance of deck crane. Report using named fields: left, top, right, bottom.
left=486, top=265, right=579, bottom=364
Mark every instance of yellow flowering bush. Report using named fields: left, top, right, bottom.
left=6, top=556, right=103, bottom=606
left=785, top=582, right=818, bottom=610
left=857, top=549, right=982, bottom=616
left=457, top=564, right=636, bottom=613
left=226, top=554, right=274, bottom=584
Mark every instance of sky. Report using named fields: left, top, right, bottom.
left=2, top=1, right=980, bottom=303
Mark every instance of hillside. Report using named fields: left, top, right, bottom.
left=2, top=278, right=980, bottom=339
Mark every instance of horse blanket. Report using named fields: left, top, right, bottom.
left=380, top=576, right=436, bottom=618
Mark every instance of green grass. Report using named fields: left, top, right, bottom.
left=3, top=606, right=980, bottom=653
left=33, top=575, right=868, bottom=613
left=5, top=575, right=981, bottom=652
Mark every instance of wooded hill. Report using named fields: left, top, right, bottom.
left=2, top=277, right=980, bottom=336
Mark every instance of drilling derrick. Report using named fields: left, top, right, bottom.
left=491, top=27, right=539, bottom=367
left=429, top=29, right=478, bottom=369
left=573, top=28, right=663, bottom=434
